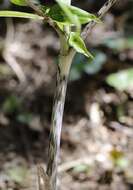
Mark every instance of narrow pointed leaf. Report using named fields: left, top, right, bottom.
left=69, top=32, right=93, bottom=58
left=67, top=4, right=100, bottom=24
left=0, top=11, right=43, bottom=20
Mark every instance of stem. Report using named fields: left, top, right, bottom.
left=46, top=52, right=74, bottom=190
left=46, top=2, right=72, bottom=188
left=26, top=0, right=44, bottom=16
left=46, top=1, right=118, bottom=189
left=81, top=0, right=117, bottom=40
left=31, top=0, right=119, bottom=189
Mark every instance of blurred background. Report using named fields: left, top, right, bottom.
left=0, top=0, right=133, bottom=189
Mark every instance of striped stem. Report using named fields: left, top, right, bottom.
left=45, top=0, right=118, bottom=190
left=46, top=53, right=74, bottom=190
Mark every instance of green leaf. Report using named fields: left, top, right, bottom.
left=66, top=4, right=100, bottom=24
left=40, top=5, right=50, bottom=15
left=41, top=4, right=77, bottom=26
left=116, top=157, right=129, bottom=169
left=46, top=4, right=68, bottom=23
left=70, top=51, right=106, bottom=81
left=0, top=65, right=13, bottom=76
left=73, top=164, right=90, bottom=173
left=103, top=37, right=133, bottom=51
left=44, top=2, right=100, bottom=26
left=84, top=51, right=106, bottom=74
left=55, top=1, right=79, bottom=26
left=106, top=68, right=133, bottom=91
left=10, top=0, right=27, bottom=6
left=69, top=32, right=93, bottom=58
left=17, top=113, right=33, bottom=124
left=0, top=11, right=43, bottom=20
left=3, top=95, right=21, bottom=113
left=7, top=166, right=29, bottom=184
left=109, top=148, right=129, bottom=169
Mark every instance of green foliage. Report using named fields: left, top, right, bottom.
left=45, top=4, right=68, bottom=23
left=110, top=149, right=129, bottom=169
left=40, top=4, right=99, bottom=31
left=65, top=4, right=100, bottom=24
left=70, top=51, right=106, bottom=81
left=11, top=0, right=27, bottom=6
left=7, top=166, right=29, bottom=184
left=2, top=95, right=33, bottom=125
left=83, top=51, right=106, bottom=74
left=0, top=65, right=13, bottom=76
left=103, top=37, right=133, bottom=51
left=3, top=95, right=21, bottom=113
left=1, top=0, right=100, bottom=59
left=106, top=68, right=133, bottom=91
left=45, top=2, right=100, bottom=25
left=58, top=0, right=70, bottom=5
left=17, top=112, right=33, bottom=124
left=0, top=11, right=43, bottom=20
left=10, top=0, right=40, bottom=6
left=69, top=32, right=93, bottom=58
left=40, top=5, right=50, bottom=15
left=73, top=164, right=90, bottom=173
left=10, top=0, right=99, bottom=26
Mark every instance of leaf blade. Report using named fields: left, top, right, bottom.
left=0, top=11, right=43, bottom=20
left=106, top=69, right=133, bottom=91
left=69, top=32, right=93, bottom=58
left=55, top=1, right=100, bottom=25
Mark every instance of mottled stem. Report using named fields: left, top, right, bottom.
left=46, top=53, right=74, bottom=190
left=45, top=0, right=118, bottom=190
